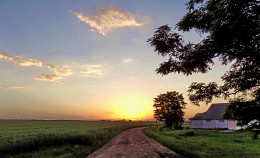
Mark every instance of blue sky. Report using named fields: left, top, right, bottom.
left=0, top=0, right=228, bottom=120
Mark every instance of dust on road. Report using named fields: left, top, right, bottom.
left=86, top=127, right=182, bottom=158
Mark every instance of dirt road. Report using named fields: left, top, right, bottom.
left=86, top=127, right=182, bottom=158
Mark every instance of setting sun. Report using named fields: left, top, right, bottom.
left=110, top=94, right=153, bottom=120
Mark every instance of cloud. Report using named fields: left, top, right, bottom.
left=123, top=57, right=133, bottom=64
left=1, top=52, right=107, bottom=83
left=0, top=86, right=25, bottom=90
left=74, top=5, right=147, bottom=35
left=47, top=65, right=72, bottom=77
left=35, top=75, right=62, bottom=82
left=80, top=64, right=104, bottom=76
left=0, top=52, right=43, bottom=67
left=35, top=65, right=72, bottom=83
left=0, top=52, right=72, bottom=83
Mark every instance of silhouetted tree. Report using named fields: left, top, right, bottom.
left=148, top=0, right=259, bottom=123
left=153, top=91, right=186, bottom=129
left=223, top=99, right=260, bottom=126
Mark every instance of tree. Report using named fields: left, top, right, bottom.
left=153, top=91, right=186, bottom=129
left=148, top=0, right=259, bottom=123
left=223, top=99, right=260, bottom=126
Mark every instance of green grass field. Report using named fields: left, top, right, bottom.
left=144, top=126, right=260, bottom=158
left=0, top=120, right=156, bottom=158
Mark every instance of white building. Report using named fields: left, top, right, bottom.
left=189, top=103, right=237, bottom=129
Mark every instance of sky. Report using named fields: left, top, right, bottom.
left=0, top=0, right=228, bottom=120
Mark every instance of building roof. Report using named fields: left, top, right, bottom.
left=190, top=103, right=229, bottom=120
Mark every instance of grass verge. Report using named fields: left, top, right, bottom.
left=144, top=125, right=260, bottom=158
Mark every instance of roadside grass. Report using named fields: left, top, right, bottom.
left=0, top=120, right=156, bottom=158
left=144, top=125, right=260, bottom=158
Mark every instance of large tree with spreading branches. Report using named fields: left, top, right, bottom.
left=148, top=0, right=259, bottom=124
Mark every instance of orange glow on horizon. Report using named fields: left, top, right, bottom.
left=110, top=94, right=153, bottom=120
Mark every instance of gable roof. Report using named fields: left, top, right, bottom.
left=190, top=103, right=229, bottom=120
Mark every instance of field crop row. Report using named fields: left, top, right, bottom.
left=0, top=120, right=156, bottom=158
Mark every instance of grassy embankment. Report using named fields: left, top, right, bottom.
left=144, top=125, right=260, bottom=158
left=0, top=120, right=156, bottom=158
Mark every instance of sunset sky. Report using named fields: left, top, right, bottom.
left=0, top=0, right=228, bottom=120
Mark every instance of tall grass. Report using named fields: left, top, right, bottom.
left=0, top=120, right=155, bottom=157
left=144, top=126, right=260, bottom=158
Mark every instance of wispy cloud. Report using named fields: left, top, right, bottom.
left=0, top=86, right=25, bottom=90
left=80, top=64, right=105, bottom=76
left=35, top=75, right=62, bottom=82
left=47, top=65, right=72, bottom=77
left=122, top=57, right=133, bottom=64
left=74, top=5, right=148, bottom=35
left=0, top=52, right=43, bottom=67
left=0, top=52, right=74, bottom=83
left=35, top=65, right=72, bottom=83
left=1, top=52, right=107, bottom=83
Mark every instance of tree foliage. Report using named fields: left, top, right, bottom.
left=223, top=99, right=260, bottom=126
left=153, top=91, right=186, bottom=129
left=148, top=0, right=259, bottom=109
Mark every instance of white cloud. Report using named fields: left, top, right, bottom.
left=0, top=52, right=73, bottom=83
left=74, top=5, right=148, bottom=35
left=35, top=74, right=62, bottom=82
left=123, top=57, right=133, bottom=64
left=0, top=86, right=25, bottom=90
left=0, top=52, right=43, bottom=67
left=80, top=64, right=105, bottom=76
left=1, top=52, right=108, bottom=83
left=47, top=65, right=72, bottom=77
left=35, top=65, right=72, bottom=83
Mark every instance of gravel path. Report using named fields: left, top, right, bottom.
left=86, top=127, right=182, bottom=158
